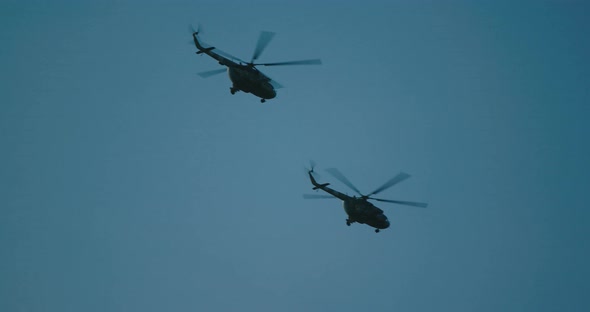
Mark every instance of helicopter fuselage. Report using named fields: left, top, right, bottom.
left=228, top=66, right=276, bottom=100
left=343, top=198, right=390, bottom=229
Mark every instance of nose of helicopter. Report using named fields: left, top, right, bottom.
left=266, top=87, right=276, bottom=99
left=260, top=82, right=276, bottom=99
left=378, top=214, right=390, bottom=229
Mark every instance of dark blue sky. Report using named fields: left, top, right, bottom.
left=1, top=1, right=589, bottom=311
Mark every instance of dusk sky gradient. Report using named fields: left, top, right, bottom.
left=1, top=1, right=589, bottom=311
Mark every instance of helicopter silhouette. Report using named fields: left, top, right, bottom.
left=190, top=26, right=322, bottom=103
left=304, top=164, right=428, bottom=233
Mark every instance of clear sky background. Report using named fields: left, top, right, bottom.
left=1, top=0, right=589, bottom=311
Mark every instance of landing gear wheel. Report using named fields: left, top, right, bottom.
left=346, top=219, right=351, bottom=226
left=260, top=98, right=266, bottom=103
left=230, top=87, right=237, bottom=95
left=375, top=229, right=380, bottom=233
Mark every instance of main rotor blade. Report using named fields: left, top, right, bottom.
left=303, top=194, right=336, bottom=199
left=325, top=168, right=362, bottom=196
left=251, top=31, right=276, bottom=63
left=371, top=198, right=428, bottom=208
left=197, top=68, right=226, bottom=78
left=256, top=59, right=322, bottom=66
left=269, top=79, right=284, bottom=89
left=367, top=172, right=411, bottom=196
left=259, top=70, right=284, bottom=89
left=215, top=49, right=247, bottom=64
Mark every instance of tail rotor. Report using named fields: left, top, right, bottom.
left=189, top=23, right=202, bottom=35
left=188, top=23, right=204, bottom=46
left=305, top=160, right=318, bottom=174
left=304, top=160, right=322, bottom=179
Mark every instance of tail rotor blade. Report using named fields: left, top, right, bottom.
left=304, top=160, right=317, bottom=172
left=304, top=160, right=322, bottom=180
left=325, top=168, right=362, bottom=196
left=189, top=23, right=202, bottom=34
left=310, top=160, right=317, bottom=170
left=367, top=172, right=410, bottom=196
left=188, top=24, right=199, bottom=46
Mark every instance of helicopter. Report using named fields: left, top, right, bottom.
left=190, top=26, right=322, bottom=103
left=304, top=164, right=428, bottom=233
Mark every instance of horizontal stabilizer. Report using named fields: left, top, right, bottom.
left=313, top=183, right=330, bottom=190
left=196, top=47, right=215, bottom=54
